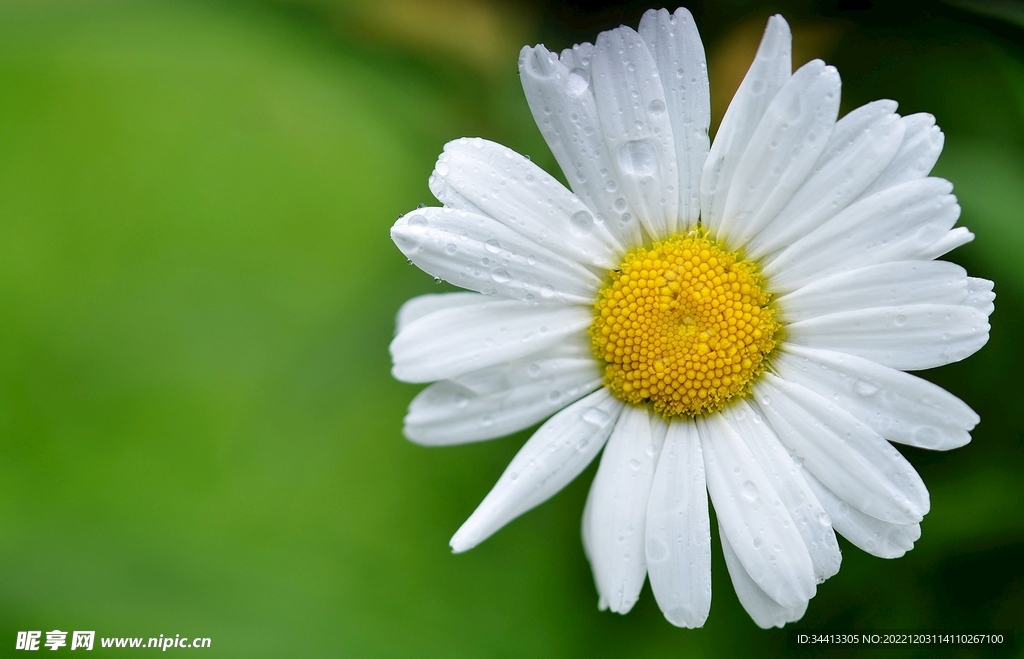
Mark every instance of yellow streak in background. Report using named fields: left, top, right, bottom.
left=346, top=0, right=534, bottom=76
left=709, top=16, right=845, bottom=134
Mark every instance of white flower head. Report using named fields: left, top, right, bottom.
left=389, top=8, right=994, bottom=628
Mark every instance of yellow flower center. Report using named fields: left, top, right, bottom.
left=590, top=228, right=780, bottom=418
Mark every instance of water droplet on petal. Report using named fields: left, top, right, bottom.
left=854, top=380, right=878, bottom=396
left=566, top=68, right=590, bottom=97
left=570, top=210, right=594, bottom=236
left=617, top=140, right=658, bottom=177
left=582, top=408, right=609, bottom=426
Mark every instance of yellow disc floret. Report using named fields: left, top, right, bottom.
left=590, top=227, right=780, bottom=418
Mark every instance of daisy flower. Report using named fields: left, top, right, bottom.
left=389, top=8, right=994, bottom=628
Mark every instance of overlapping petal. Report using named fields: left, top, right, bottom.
left=645, top=419, right=711, bottom=627
left=404, top=337, right=602, bottom=445
left=702, top=15, right=791, bottom=234
left=637, top=7, right=710, bottom=228
left=592, top=25, right=680, bottom=238
left=451, top=389, right=624, bottom=552
left=391, top=299, right=591, bottom=383
left=746, top=100, right=904, bottom=258
left=519, top=44, right=644, bottom=248
left=774, top=345, right=979, bottom=450
left=698, top=411, right=816, bottom=609
left=720, top=522, right=808, bottom=629
left=763, top=178, right=962, bottom=292
left=583, top=406, right=663, bottom=613
left=754, top=374, right=930, bottom=524
left=431, top=138, right=625, bottom=267
left=716, top=59, right=841, bottom=248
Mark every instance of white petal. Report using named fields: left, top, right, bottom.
left=454, top=334, right=592, bottom=392
left=718, top=60, right=841, bottom=249
left=404, top=352, right=603, bottom=445
left=764, top=178, right=961, bottom=293
left=747, top=101, right=904, bottom=259
left=451, top=388, right=624, bottom=552
left=719, top=522, right=808, bottom=629
left=638, top=7, right=710, bottom=228
left=390, top=299, right=591, bottom=383
left=785, top=304, right=990, bottom=371
left=701, top=15, right=791, bottom=234
left=392, top=207, right=601, bottom=303
left=918, top=226, right=975, bottom=260
left=645, top=418, right=712, bottom=628
left=776, top=261, right=969, bottom=322
left=583, top=405, right=662, bottom=614
left=433, top=138, right=624, bottom=268
left=518, top=44, right=644, bottom=248
left=774, top=345, right=979, bottom=450
left=592, top=26, right=679, bottom=239
left=753, top=374, right=930, bottom=524
left=964, top=277, right=996, bottom=316
left=396, top=292, right=488, bottom=334
left=722, top=402, right=842, bottom=584
left=801, top=467, right=920, bottom=559
left=698, top=412, right=816, bottom=609
left=428, top=169, right=486, bottom=214
left=856, top=113, right=944, bottom=200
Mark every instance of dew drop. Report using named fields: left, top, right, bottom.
left=617, top=140, right=659, bottom=177
left=741, top=481, right=758, bottom=501
left=570, top=210, right=595, bottom=236
left=566, top=68, right=590, bottom=97
left=648, top=99, right=666, bottom=115
left=582, top=408, right=609, bottom=426
left=895, top=314, right=907, bottom=326
left=485, top=239, right=502, bottom=253
left=407, top=214, right=428, bottom=228
left=854, top=379, right=879, bottom=397
left=647, top=537, right=667, bottom=561
left=490, top=269, right=512, bottom=283
left=445, top=243, right=457, bottom=255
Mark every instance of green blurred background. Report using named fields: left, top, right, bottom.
left=0, top=0, right=1021, bottom=656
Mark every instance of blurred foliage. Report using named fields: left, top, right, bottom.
left=0, top=0, right=1020, bottom=657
